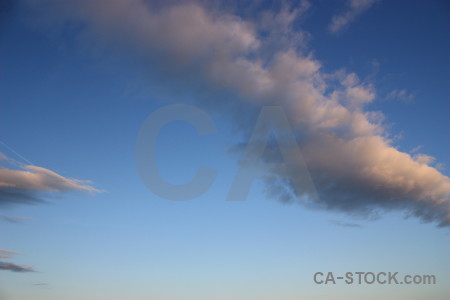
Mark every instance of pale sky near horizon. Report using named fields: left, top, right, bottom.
left=1, top=1, right=449, bottom=299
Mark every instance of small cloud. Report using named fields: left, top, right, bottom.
left=1, top=215, right=34, bottom=223
left=0, top=249, right=19, bottom=256
left=386, top=89, right=415, bottom=102
left=0, top=249, right=19, bottom=259
left=410, top=145, right=423, bottom=154
left=33, top=283, right=48, bottom=286
left=413, top=154, right=435, bottom=165
left=0, top=153, right=101, bottom=207
left=330, top=220, right=363, bottom=228
left=0, top=261, right=35, bottom=273
left=329, top=0, right=379, bottom=34
left=0, top=249, right=36, bottom=273
left=435, top=163, right=446, bottom=171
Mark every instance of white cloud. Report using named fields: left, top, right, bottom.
left=0, top=249, right=18, bottom=258
left=413, top=154, right=436, bottom=165
left=19, top=0, right=450, bottom=226
left=1, top=215, right=35, bottom=223
left=0, top=249, right=35, bottom=272
left=0, top=153, right=100, bottom=207
left=0, top=261, right=35, bottom=273
left=329, top=0, right=378, bottom=34
left=386, top=89, right=415, bottom=102
left=0, top=165, right=98, bottom=192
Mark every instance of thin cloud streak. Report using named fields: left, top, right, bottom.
left=1, top=215, right=34, bottom=223
left=0, top=249, right=36, bottom=272
left=330, top=220, right=363, bottom=228
left=0, top=249, right=19, bottom=257
left=0, top=261, right=35, bottom=273
left=329, top=0, right=378, bottom=34
left=386, top=89, right=415, bottom=102
left=0, top=153, right=100, bottom=207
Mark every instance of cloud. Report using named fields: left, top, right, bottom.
left=0, top=249, right=36, bottom=272
left=18, top=0, right=450, bottom=226
left=413, top=154, right=435, bottom=165
left=0, top=249, right=18, bottom=254
left=0, top=153, right=100, bottom=207
left=386, top=89, right=415, bottom=102
left=0, top=261, right=35, bottom=273
left=329, top=0, right=378, bottom=34
left=1, top=215, right=34, bottom=223
left=330, top=220, right=363, bottom=228
left=410, top=145, right=423, bottom=154
left=0, top=249, right=18, bottom=259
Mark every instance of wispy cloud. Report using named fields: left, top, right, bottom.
left=0, top=261, right=35, bottom=273
left=386, top=89, right=415, bottom=102
left=0, top=249, right=18, bottom=255
left=19, top=0, right=450, bottom=226
left=329, top=0, right=379, bottom=34
left=0, top=249, right=18, bottom=259
left=0, top=249, right=36, bottom=272
left=330, top=220, right=363, bottom=228
left=0, top=153, right=8, bottom=161
left=1, top=215, right=34, bottom=223
left=0, top=153, right=100, bottom=207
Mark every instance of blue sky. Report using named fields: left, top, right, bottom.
left=0, top=1, right=449, bottom=299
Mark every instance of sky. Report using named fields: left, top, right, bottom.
left=0, top=0, right=449, bottom=299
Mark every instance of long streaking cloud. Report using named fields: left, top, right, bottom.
left=0, top=261, right=35, bottom=273
left=20, top=0, right=450, bottom=226
left=0, top=249, right=18, bottom=259
left=329, top=0, right=378, bottom=34
left=1, top=215, right=34, bottom=223
left=0, top=153, right=99, bottom=207
left=0, top=249, right=35, bottom=272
